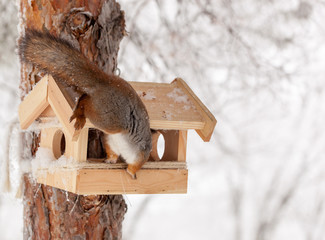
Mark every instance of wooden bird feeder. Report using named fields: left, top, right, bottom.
left=19, top=75, right=216, bottom=195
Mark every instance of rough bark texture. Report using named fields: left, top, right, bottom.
left=23, top=175, right=127, bottom=239
left=19, top=1, right=127, bottom=239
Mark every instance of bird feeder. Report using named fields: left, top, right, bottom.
left=19, top=75, right=216, bottom=195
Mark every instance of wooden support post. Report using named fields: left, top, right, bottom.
left=160, top=130, right=187, bottom=162
left=65, top=128, right=89, bottom=162
left=150, top=130, right=188, bottom=162
left=20, top=0, right=127, bottom=239
left=177, top=130, right=188, bottom=162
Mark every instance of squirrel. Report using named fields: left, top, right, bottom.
left=18, top=29, right=152, bottom=179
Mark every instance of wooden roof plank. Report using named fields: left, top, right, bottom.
left=172, top=78, right=217, bottom=141
left=18, top=75, right=49, bottom=129
left=130, top=80, right=206, bottom=131
left=47, top=75, right=81, bottom=141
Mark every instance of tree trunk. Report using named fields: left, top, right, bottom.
left=19, top=1, right=127, bottom=239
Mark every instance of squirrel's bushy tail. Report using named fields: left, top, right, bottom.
left=18, top=30, right=102, bottom=94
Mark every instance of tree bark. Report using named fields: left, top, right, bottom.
left=19, top=1, right=127, bottom=239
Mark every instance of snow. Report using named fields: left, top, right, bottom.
left=143, top=89, right=156, bottom=100
left=0, top=195, right=23, bottom=239
left=1, top=0, right=325, bottom=240
left=31, top=147, right=74, bottom=177
left=162, top=110, right=173, bottom=120
left=27, top=117, right=61, bottom=131
left=137, top=89, right=156, bottom=100
left=167, top=87, right=189, bottom=104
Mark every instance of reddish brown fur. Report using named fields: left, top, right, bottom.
left=103, top=142, right=119, bottom=163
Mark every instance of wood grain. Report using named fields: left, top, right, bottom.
left=47, top=75, right=81, bottom=140
left=77, top=168, right=188, bottom=194
left=65, top=128, right=89, bottom=162
left=173, top=78, right=217, bottom=141
left=19, top=75, right=49, bottom=129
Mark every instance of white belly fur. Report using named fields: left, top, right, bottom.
left=105, top=133, right=138, bottom=164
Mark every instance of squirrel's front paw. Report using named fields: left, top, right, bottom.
left=69, top=113, right=86, bottom=130
left=74, top=117, right=86, bottom=130
left=105, top=153, right=119, bottom=164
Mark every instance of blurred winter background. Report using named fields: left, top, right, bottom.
left=1, top=0, right=325, bottom=239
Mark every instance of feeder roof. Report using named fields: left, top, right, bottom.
left=19, top=75, right=216, bottom=141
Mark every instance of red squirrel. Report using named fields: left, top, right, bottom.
left=18, top=30, right=152, bottom=179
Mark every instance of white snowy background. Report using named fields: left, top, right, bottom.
left=1, top=0, right=325, bottom=239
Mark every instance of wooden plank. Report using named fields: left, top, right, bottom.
left=130, top=81, right=206, bottom=130
left=39, top=105, right=55, bottom=117
left=47, top=75, right=81, bottom=140
left=76, top=168, right=188, bottom=194
left=34, top=161, right=187, bottom=170
left=35, top=161, right=187, bottom=195
left=80, top=161, right=187, bottom=169
left=156, top=130, right=187, bottom=162
left=177, top=130, right=187, bottom=162
left=149, top=120, right=204, bottom=130
left=37, top=168, right=78, bottom=193
left=19, top=75, right=49, bottom=129
left=39, top=116, right=204, bottom=132
left=173, top=78, right=217, bottom=141
left=40, top=128, right=57, bottom=149
left=65, top=128, right=89, bottom=162
left=84, top=118, right=204, bottom=130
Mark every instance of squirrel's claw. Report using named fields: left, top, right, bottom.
left=74, top=117, right=86, bottom=130
left=126, top=168, right=137, bottom=180
left=69, top=113, right=86, bottom=130
left=69, top=114, right=76, bottom=123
